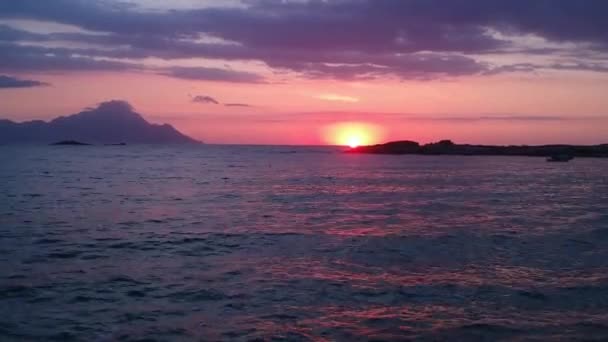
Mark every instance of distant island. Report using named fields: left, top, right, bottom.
left=50, top=140, right=91, bottom=146
left=0, top=100, right=200, bottom=145
left=347, top=140, right=608, bottom=158
left=49, top=140, right=129, bottom=146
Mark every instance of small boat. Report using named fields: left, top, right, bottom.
left=547, top=154, right=574, bottom=162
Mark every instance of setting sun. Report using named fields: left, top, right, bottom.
left=347, top=135, right=362, bottom=148
left=322, top=122, right=385, bottom=147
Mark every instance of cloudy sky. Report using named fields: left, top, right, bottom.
left=1, top=0, right=607, bottom=144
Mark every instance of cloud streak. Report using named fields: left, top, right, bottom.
left=224, top=103, right=253, bottom=107
left=0, top=75, right=48, bottom=88
left=189, top=94, right=253, bottom=107
left=243, top=111, right=608, bottom=124
left=317, top=94, right=359, bottom=103
left=161, top=66, right=265, bottom=83
left=191, top=95, right=219, bottom=104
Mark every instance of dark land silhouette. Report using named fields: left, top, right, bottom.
left=0, top=101, right=199, bottom=145
left=50, top=140, right=91, bottom=146
left=347, top=140, right=608, bottom=158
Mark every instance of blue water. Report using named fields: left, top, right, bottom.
left=1, top=145, right=608, bottom=341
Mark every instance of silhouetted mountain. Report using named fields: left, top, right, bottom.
left=347, top=140, right=608, bottom=158
left=0, top=101, right=200, bottom=144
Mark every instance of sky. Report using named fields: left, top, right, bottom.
left=1, top=0, right=608, bottom=145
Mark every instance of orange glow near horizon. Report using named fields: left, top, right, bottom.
left=322, top=122, right=385, bottom=147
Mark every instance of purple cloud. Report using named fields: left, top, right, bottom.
left=0, top=75, right=48, bottom=88
left=0, top=42, right=138, bottom=72
left=161, top=66, right=265, bottom=83
left=192, top=95, right=219, bottom=105
left=1, top=0, right=608, bottom=80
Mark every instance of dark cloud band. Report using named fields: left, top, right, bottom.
left=0, top=75, right=48, bottom=88
left=1, top=0, right=608, bottom=80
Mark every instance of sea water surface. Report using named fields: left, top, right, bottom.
left=1, top=145, right=608, bottom=341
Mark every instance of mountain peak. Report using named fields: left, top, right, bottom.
left=0, top=100, right=201, bottom=144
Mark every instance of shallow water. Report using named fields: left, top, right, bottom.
left=1, top=145, right=608, bottom=341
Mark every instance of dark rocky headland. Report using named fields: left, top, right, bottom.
left=347, top=140, right=608, bottom=158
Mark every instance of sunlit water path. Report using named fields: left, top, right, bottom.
left=1, top=145, right=608, bottom=340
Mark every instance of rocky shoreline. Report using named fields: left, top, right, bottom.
left=347, top=140, right=608, bottom=158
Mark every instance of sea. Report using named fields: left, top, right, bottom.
left=1, top=144, right=608, bottom=341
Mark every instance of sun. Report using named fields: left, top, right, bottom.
left=347, top=135, right=362, bottom=148
left=321, top=122, right=384, bottom=148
